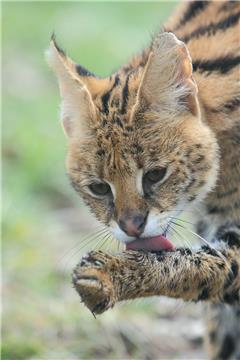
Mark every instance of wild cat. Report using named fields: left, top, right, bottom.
left=47, top=1, right=240, bottom=359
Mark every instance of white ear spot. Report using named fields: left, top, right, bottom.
left=136, top=168, right=144, bottom=196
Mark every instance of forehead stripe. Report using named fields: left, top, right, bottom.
left=120, top=72, right=130, bottom=114
left=101, top=74, right=120, bottom=115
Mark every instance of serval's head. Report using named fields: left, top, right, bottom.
left=47, top=32, right=219, bottom=251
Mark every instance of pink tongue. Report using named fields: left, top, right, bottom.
left=126, top=235, right=174, bottom=251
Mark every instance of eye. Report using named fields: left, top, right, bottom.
left=143, top=168, right=167, bottom=189
left=89, top=182, right=111, bottom=196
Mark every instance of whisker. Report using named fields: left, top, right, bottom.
left=110, top=237, right=121, bottom=253
left=168, top=222, right=192, bottom=248
left=117, top=239, right=122, bottom=253
left=61, top=229, right=109, bottom=271
left=59, top=226, right=106, bottom=262
left=171, top=221, right=227, bottom=261
left=172, top=221, right=208, bottom=244
left=80, top=227, right=109, bottom=243
left=159, top=219, right=191, bottom=247
left=108, top=237, right=114, bottom=253
left=169, top=216, right=196, bottom=227
left=99, top=234, right=113, bottom=250
left=92, top=232, right=110, bottom=251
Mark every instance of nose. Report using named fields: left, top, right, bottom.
left=119, top=212, right=148, bottom=237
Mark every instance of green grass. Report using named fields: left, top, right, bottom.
left=2, top=3, right=206, bottom=360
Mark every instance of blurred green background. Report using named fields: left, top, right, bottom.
left=2, top=2, right=206, bottom=359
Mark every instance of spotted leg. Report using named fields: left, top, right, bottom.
left=72, top=247, right=240, bottom=315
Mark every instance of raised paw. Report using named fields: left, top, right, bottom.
left=72, top=251, right=117, bottom=315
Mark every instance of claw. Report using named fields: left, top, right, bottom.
left=94, top=260, right=105, bottom=267
left=92, top=298, right=109, bottom=314
left=91, top=311, right=96, bottom=319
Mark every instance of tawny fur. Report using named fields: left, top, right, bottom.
left=48, top=1, right=240, bottom=359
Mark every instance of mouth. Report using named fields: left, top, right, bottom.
left=126, top=234, right=174, bottom=251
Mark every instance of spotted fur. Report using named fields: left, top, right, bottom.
left=47, top=1, right=240, bottom=359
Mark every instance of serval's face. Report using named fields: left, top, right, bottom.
left=47, top=32, right=219, bottom=250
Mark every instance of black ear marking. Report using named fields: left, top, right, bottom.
left=51, top=32, right=66, bottom=56
left=50, top=33, right=96, bottom=78
left=76, top=64, right=96, bottom=77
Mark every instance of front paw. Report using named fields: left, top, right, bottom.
left=72, top=251, right=117, bottom=315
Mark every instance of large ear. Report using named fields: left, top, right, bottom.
left=46, top=36, right=96, bottom=138
left=133, top=32, right=199, bottom=120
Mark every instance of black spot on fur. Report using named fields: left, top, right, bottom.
left=218, top=333, right=235, bottom=359
left=126, top=126, right=134, bottom=132
left=131, top=143, right=144, bottom=155
left=96, top=149, right=105, bottom=157
left=169, top=281, right=177, bottom=290
left=230, top=260, right=239, bottom=278
left=155, top=251, right=165, bottom=262
left=185, top=148, right=192, bottom=157
left=188, top=195, right=196, bottom=202
left=200, top=246, right=220, bottom=257
left=224, top=290, right=240, bottom=304
left=192, top=154, right=205, bottom=164
left=105, top=133, right=111, bottom=140
left=177, top=248, right=192, bottom=256
left=194, top=257, right=201, bottom=267
left=217, top=262, right=226, bottom=270
left=173, top=258, right=179, bottom=266
left=164, top=266, right=170, bottom=274
left=224, top=260, right=239, bottom=289
left=198, top=286, right=210, bottom=300
left=207, top=204, right=227, bottom=214
left=221, top=231, right=240, bottom=248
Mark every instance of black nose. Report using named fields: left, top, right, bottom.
left=119, top=212, right=148, bottom=237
